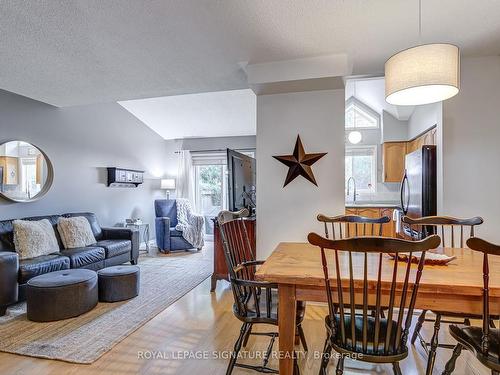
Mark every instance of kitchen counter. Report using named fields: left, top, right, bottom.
left=345, top=202, right=400, bottom=209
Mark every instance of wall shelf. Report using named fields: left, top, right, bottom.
left=107, top=167, right=144, bottom=187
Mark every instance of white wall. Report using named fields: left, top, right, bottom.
left=179, top=136, right=256, bottom=152
left=382, top=110, right=408, bottom=142
left=408, top=103, right=441, bottom=139
left=256, top=90, right=345, bottom=258
left=442, top=56, right=500, bottom=241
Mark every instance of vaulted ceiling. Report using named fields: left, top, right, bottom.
left=1, top=0, right=500, bottom=107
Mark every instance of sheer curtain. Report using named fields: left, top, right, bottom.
left=176, top=150, right=196, bottom=209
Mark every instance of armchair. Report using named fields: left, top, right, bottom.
left=154, top=199, right=196, bottom=253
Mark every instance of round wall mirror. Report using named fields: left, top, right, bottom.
left=0, top=141, right=54, bottom=203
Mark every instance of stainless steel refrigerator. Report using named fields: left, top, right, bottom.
left=400, top=145, right=437, bottom=234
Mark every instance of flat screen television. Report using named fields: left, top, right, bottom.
left=227, top=149, right=256, bottom=213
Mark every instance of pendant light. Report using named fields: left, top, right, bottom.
left=348, top=131, right=362, bottom=144
left=385, top=0, right=460, bottom=106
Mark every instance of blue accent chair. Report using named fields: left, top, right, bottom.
left=154, top=199, right=194, bottom=253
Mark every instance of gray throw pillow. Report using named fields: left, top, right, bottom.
left=57, top=216, right=97, bottom=249
left=13, top=219, right=60, bottom=260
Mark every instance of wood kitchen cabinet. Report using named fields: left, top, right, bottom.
left=380, top=208, right=396, bottom=237
left=0, top=156, right=19, bottom=185
left=383, top=127, right=437, bottom=183
left=407, top=126, right=437, bottom=154
left=382, top=142, right=407, bottom=183
left=345, top=207, right=396, bottom=237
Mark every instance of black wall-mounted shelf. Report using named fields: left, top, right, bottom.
left=107, top=167, right=144, bottom=187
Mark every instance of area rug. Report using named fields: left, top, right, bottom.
left=0, top=249, right=212, bottom=364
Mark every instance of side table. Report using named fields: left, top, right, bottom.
left=125, top=223, right=150, bottom=253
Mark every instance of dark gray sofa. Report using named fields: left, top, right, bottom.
left=0, top=212, right=139, bottom=314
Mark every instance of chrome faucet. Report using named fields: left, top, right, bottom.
left=346, top=177, right=357, bottom=203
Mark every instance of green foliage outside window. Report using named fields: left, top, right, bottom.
left=199, top=165, right=222, bottom=206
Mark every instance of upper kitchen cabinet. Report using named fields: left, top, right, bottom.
left=382, top=141, right=406, bottom=182
left=0, top=156, right=19, bottom=185
left=407, top=126, right=437, bottom=154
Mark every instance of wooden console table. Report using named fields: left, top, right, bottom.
left=211, top=217, right=256, bottom=292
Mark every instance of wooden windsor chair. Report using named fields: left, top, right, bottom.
left=317, top=213, right=392, bottom=321
left=218, top=209, right=306, bottom=374
left=317, top=213, right=391, bottom=239
left=308, top=232, right=441, bottom=374
left=445, top=237, right=500, bottom=375
left=401, top=215, right=487, bottom=375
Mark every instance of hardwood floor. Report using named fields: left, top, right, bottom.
left=0, top=245, right=489, bottom=374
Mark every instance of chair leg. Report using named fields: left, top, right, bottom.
left=226, top=323, right=248, bottom=375
left=393, top=362, right=402, bottom=375
left=319, top=337, right=332, bottom=375
left=242, top=324, right=252, bottom=347
left=297, top=324, right=308, bottom=352
left=425, top=313, right=442, bottom=375
left=441, top=343, right=463, bottom=375
left=411, top=310, right=427, bottom=344
left=335, top=354, right=344, bottom=375
left=294, top=356, right=300, bottom=375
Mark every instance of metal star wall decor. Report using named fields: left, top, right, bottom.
left=273, top=135, right=327, bottom=187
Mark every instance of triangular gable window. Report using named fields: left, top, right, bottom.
left=345, top=97, right=380, bottom=129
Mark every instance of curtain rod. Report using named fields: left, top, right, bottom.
left=174, top=147, right=255, bottom=154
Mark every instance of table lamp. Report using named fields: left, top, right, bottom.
left=161, top=178, right=176, bottom=200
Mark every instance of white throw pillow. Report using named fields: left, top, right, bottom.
left=13, top=219, right=60, bottom=260
left=57, top=216, right=97, bottom=249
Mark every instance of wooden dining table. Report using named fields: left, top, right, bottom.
left=255, top=242, right=500, bottom=375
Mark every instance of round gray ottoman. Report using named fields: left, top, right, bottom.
left=26, top=269, right=98, bottom=322
left=97, top=265, right=140, bottom=302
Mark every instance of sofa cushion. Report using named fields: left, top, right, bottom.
left=63, top=212, right=103, bottom=240
left=58, top=216, right=97, bottom=249
left=59, top=246, right=105, bottom=268
left=0, top=215, right=63, bottom=252
left=13, top=219, right=60, bottom=260
left=19, top=254, right=70, bottom=284
left=169, top=227, right=183, bottom=237
left=95, top=240, right=131, bottom=258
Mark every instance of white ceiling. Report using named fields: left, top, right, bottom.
left=346, top=78, right=415, bottom=121
left=1, top=1, right=500, bottom=107
left=118, top=89, right=256, bottom=140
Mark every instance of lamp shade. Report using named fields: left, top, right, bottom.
left=385, top=43, right=460, bottom=106
left=160, top=178, right=176, bottom=190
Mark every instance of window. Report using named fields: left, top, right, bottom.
left=192, top=152, right=228, bottom=238
left=345, top=146, right=377, bottom=193
left=345, top=97, right=380, bottom=129
left=191, top=149, right=255, bottom=238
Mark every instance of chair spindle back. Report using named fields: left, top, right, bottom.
left=218, top=209, right=276, bottom=321
left=401, top=216, right=483, bottom=247
left=308, top=233, right=441, bottom=355
left=317, top=214, right=391, bottom=239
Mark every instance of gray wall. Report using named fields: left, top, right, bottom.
left=443, top=56, right=500, bottom=241
left=0, top=89, right=168, bottom=235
